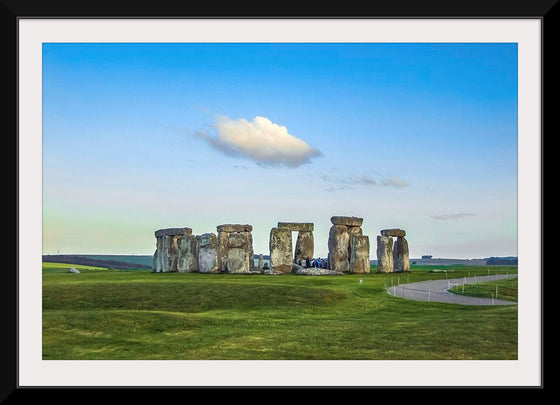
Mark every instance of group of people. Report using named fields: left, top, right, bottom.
left=302, top=257, right=329, bottom=269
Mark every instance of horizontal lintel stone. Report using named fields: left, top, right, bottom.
left=330, top=216, right=363, bottom=227
left=277, top=222, right=314, bottom=232
left=380, top=229, right=406, bottom=237
left=155, top=227, right=193, bottom=237
left=217, top=224, right=253, bottom=233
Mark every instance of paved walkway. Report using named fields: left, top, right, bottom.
left=387, top=274, right=517, bottom=306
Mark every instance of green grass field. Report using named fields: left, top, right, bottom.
left=449, top=277, right=518, bottom=302
left=42, top=262, right=518, bottom=360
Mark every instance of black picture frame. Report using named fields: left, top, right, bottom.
left=6, top=0, right=553, bottom=398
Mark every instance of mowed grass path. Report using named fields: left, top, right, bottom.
left=43, top=263, right=518, bottom=360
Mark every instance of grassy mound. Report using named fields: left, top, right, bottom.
left=42, top=262, right=518, bottom=360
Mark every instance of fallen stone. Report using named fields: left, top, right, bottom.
left=277, top=222, right=314, bottom=232
left=380, top=228, right=406, bottom=237
left=261, top=268, right=285, bottom=275
left=292, top=263, right=343, bottom=276
left=68, top=267, right=80, bottom=274
left=330, top=216, right=363, bottom=227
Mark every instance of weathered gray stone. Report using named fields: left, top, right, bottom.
left=258, top=254, right=264, bottom=269
left=155, top=227, right=192, bottom=237
left=350, top=235, right=370, bottom=274
left=248, top=232, right=254, bottom=270
left=152, top=249, right=158, bottom=272
left=217, top=224, right=253, bottom=233
left=292, top=262, right=343, bottom=276
left=294, top=231, right=314, bottom=263
left=348, top=226, right=363, bottom=236
left=68, top=267, right=80, bottom=274
left=269, top=227, right=292, bottom=271
left=393, top=236, right=410, bottom=273
left=330, top=216, right=363, bottom=227
left=156, top=234, right=179, bottom=272
left=221, top=231, right=253, bottom=273
left=328, top=224, right=350, bottom=272
left=176, top=234, right=199, bottom=273
left=347, top=226, right=363, bottom=260
left=197, top=233, right=220, bottom=273
left=217, top=231, right=229, bottom=272
left=376, top=235, right=394, bottom=273
left=226, top=247, right=251, bottom=273
left=228, top=232, right=250, bottom=249
left=381, top=228, right=406, bottom=237
left=277, top=222, right=314, bottom=232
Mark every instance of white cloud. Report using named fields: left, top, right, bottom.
left=380, top=176, right=409, bottom=188
left=194, top=116, right=321, bottom=168
left=319, top=172, right=409, bottom=191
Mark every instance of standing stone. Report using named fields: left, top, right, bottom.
left=217, top=224, right=253, bottom=273
left=217, top=230, right=229, bottom=272
left=159, top=235, right=179, bottom=272
left=226, top=231, right=252, bottom=274
left=376, top=235, right=394, bottom=273
left=294, top=231, right=314, bottom=263
left=176, top=235, right=199, bottom=273
left=258, top=254, right=264, bottom=269
left=153, top=228, right=193, bottom=272
left=350, top=235, right=370, bottom=274
left=328, top=225, right=350, bottom=272
left=393, top=236, right=410, bottom=273
left=347, top=226, right=363, bottom=261
left=197, top=233, right=220, bottom=273
left=248, top=232, right=254, bottom=270
left=269, top=227, right=293, bottom=273
left=152, top=249, right=158, bottom=272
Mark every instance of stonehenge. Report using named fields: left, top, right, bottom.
left=376, top=228, right=410, bottom=273
left=327, top=216, right=370, bottom=273
left=269, top=222, right=314, bottom=272
left=152, top=219, right=410, bottom=276
left=153, top=224, right=254, bottom=274
left=153, top=227, right=195, bottom=273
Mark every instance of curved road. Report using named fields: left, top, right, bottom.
left=387, top=274, right=517, bottom=306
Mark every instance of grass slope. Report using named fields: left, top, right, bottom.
left=43, top=263, right=518, bottom=360
left=449, top=277, right=518, bottom=302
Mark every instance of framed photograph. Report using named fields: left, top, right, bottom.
left=9, top=3, right=550, bottom=394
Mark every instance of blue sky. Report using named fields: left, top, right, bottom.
left=42, top=42, right=518, bottom=259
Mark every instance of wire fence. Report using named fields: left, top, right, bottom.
left=386, top=274, right=517, bottom=306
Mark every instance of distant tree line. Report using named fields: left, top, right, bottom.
left=42, top=255, right=152, bottom=270
left=485, top=256, right=518, bottom=265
